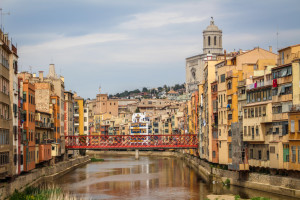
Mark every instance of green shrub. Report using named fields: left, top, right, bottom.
left=90, top=158, right=104, bottom=162
left=223, top=178, right=230, bottom=186
left=234, top=195, right=240, bottom=200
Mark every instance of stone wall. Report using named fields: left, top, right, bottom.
left=0, top=156, right=90, bottom=200
left=176, top=151, right=300, bottom=198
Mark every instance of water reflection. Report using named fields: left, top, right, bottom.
left=50, top=155, right=294, bottom=200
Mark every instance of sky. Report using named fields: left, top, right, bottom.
left=1, top=0, right=300, bottom=98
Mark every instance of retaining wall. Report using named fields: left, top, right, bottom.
left=0, top=156, right=90, bottom=200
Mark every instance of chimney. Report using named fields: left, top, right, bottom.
left=239, top=49, right=242, bottom=54
left=224, top=50, right=227, bottom=65
left=39, top=71, right=44, bottom=81
left=269, top=46, right=272, bottom=53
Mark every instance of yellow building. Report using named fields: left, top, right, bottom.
left=217, top=47, right=277, bottom=168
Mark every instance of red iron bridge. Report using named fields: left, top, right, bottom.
left=65, top=134, right=198, bottom=150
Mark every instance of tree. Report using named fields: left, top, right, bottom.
left=142, top=87, right=148, bottom=93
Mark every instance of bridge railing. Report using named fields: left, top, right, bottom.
left=65, top=134, right=198, bottom=149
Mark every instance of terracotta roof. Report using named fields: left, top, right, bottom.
left=167, top=90, right=179, bottom=94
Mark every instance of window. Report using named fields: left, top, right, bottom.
left=208, top=36, right=211, bottom=46
left=258, top=150, right=262, bottom=160
left=23, top=92, right=27, bottom=102
left=251, top=108, right=254, bottom=118
left=220, top=74, right=225, bottom=83
left=244, top=109, right=247, bottom=119
left=298, top=146, right=300, bottom=164
left=84, top=126, right=87, bottom=131
left=292, top=146, right=296, bottom=163
left=213, top=151, right=216, bottom=158
left=255, top=107, right=258, bottom=117
left=228, top=143, right=232, bottom=158
left=283, top=144, right=289, bottom=162
left=259, top=107, right=262, bottom=117
left=256, top=126, right=259, bottom=136
left=227, top=81, right=232, bottom=89
left=291, top=120, right=295, bottom=132
left=267, top=151, right=270, bottom=160
left=84, top=109, right=87, bottom=113
left=84, top=117, right=87, bottom=122
left=250, top=149, right=253, bottom=159
left=0, top=152, right=9, bottom=165
left=262, top=106, right=266, bottom=116
left=281, top=52, right=284, bottom=65
left=214, top=36, right=216, bottom=45
left=244, top=126, right=247, bottom=136
left=270, top=146, right=275, bottom=153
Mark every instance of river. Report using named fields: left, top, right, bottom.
left=49, top=155, right=294, bottom=200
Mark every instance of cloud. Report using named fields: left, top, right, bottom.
left=21, top=33, right=129, bottom=51
left=120, top=11, right=206, bottom=29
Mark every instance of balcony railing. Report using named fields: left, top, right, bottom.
left=227, top=70, right=233, bottom=78
left=289, top=104, right=300, bottom=112
left=238, top=80, right=246, bottom=87
left=35, top=121, right=53, bottom=128
left=246, top=80, right=272, bottom=90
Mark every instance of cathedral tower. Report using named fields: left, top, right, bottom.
left=203, top=17, right=222, bottom=54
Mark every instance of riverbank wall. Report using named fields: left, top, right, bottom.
left=88, top=150, right=300, bottom=198
left=0, top=156, right=90, bottom=200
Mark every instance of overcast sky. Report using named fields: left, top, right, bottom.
left=1, top=0, right=300, bottom=98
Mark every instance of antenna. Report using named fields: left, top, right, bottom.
left=29, top=66, right=33, bottom=73
left=0, top=9, right=10, bottom=29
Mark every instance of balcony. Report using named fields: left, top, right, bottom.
left=35, top=121, right=52, bottom=129
left=276, top=75, right=292, bottom=85
left=272, top=94, right=292, bottom=103
left=289, top=104, right=300, bottom=112
left=272, top=112, right=288, bottom=121
left=246, top=80, right=272, bottom=90
left=260, top=115, right=272, bottom=123
left=238, top=80, right=246, bottom=87
left=227, top=70, right=233, bottom=78
left=289, top=132, right=300, bottom=141
left=238, top=93, right=246, bottom=101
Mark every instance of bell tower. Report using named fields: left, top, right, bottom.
left=203, top=17, right=222, bottom=54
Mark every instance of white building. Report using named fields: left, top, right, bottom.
left=84, top=104, right=89, bottom=135
left=130, top=112, right=150, bottom=135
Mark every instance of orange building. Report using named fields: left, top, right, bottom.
left=22, top=80, right=36, bottom=172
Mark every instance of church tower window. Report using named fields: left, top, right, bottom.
left=214, top=36, right=217, bottom=46
left=208, top=36, right=211, bottom=46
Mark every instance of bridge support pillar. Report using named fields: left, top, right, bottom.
left=135, top=149, right=139, bottom=160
